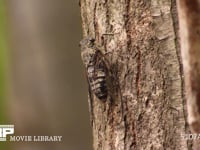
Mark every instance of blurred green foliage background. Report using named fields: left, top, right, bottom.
left=0, top=0, right=8, bottom=149
left=0, top=0, right=6, bottom=121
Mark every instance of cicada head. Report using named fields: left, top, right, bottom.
left=80, top=37, right=96, bottom=67
left=79, top=37, right=95, bottom=49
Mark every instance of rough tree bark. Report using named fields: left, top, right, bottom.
left=80, top=0, right=191, bottom=149
left=177, top=0, right=200, bottom=149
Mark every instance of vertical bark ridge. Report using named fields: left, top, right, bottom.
left=171, top=0, right=192, bottom=148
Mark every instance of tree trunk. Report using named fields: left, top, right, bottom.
left=177, top=0, right=200, bottom=149
left=80, top=0, right=191, bottom=149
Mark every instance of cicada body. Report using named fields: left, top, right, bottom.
left=80, top=38, right=110, bottom=101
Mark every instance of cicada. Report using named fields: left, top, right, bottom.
left=80, top=37, right=111, bottom=102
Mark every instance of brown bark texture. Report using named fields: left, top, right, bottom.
left=80, top=0, right=190, bottom=149
left=177, top=0, right=200, bottom=149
